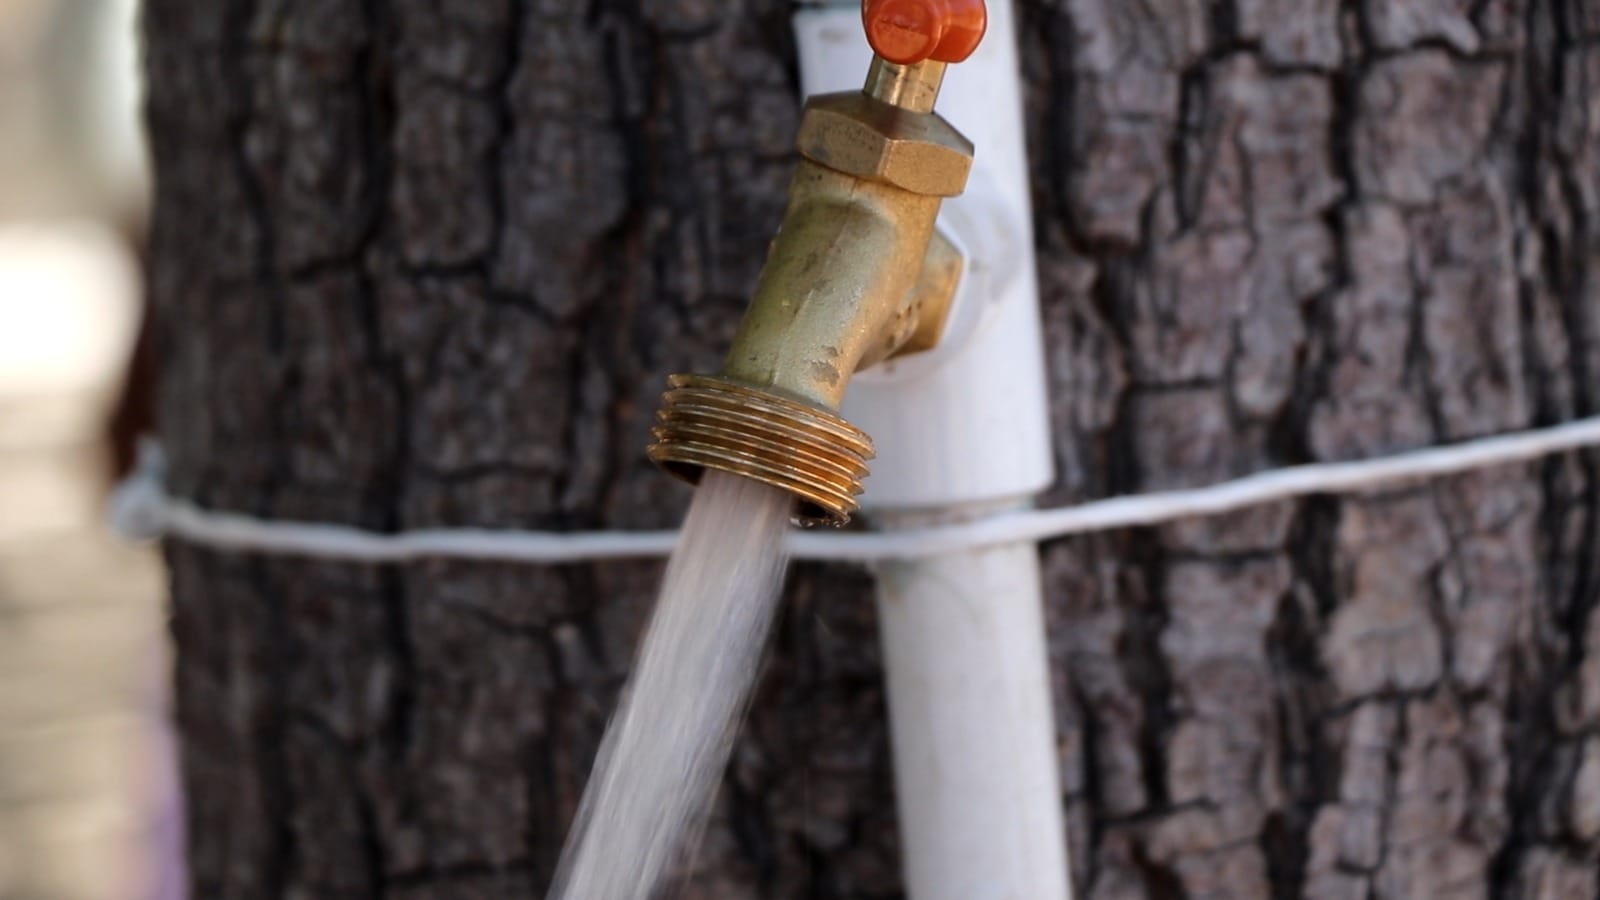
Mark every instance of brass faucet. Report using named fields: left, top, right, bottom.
left=649, top=3, right=986, bottom=525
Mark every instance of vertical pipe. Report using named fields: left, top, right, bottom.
left=873, top=507, right=1070, bottom=900
left=794, top=3, right=1071, bottom=897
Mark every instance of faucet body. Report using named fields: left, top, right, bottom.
left=723, top=161, right=941, bottom=409
left=650, top=60, right=973, bottom=525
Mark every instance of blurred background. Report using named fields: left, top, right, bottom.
left=0, top=0, right=181, bottom=897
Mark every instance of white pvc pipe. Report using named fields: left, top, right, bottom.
left=872, top=506, right=1071, bottom=900
left=795, top=4, right=1072, bottom=899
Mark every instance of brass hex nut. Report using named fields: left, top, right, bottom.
left=796, top=92, right=974, bottom=197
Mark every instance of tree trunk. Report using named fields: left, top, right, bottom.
left=144, top=0, right=1600, bottom=897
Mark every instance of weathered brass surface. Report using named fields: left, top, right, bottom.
left=863, top=57, right=946, bottom=112
left=718, top=160, right=942, bottom=409
left=892, top=228, right=962, bottom=359
left=796, top=93, right=973, bottom=197
left=649, top=58, right=972, bottom=525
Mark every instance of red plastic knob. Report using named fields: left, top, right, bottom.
left=862, top=0, right=987, bottom=65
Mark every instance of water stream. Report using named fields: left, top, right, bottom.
left=550, top=470, right=794, bottom=899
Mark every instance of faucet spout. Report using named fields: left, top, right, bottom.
left=649, top=59, right=973, bottom=525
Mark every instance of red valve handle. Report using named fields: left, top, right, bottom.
left=862, top=0, right=987, bottom=65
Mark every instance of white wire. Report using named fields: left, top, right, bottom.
left=110, top=416, right=1600, bottom=562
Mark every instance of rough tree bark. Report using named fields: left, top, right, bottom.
left=144, top=0, right=1600, bottom=897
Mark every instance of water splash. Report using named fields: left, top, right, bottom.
left=550, top=470, right=793, bottom=899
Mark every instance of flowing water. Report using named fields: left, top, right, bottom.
left=550, top=470, right=794, bottom=899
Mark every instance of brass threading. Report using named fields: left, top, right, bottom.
left=648, top=374, right=875, bottom=527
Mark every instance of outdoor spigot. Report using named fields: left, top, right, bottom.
left=648, top=0, right=986, bottom=526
